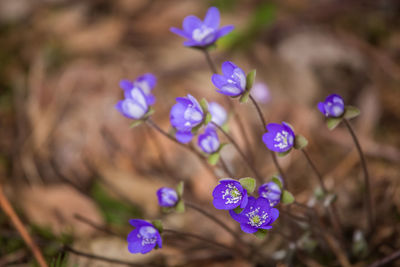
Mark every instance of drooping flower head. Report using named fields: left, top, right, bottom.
left=120, top=73, right=156, bottom=106
left=198, top=126, right=220, bottom=154
left=229, top=197, right=279, bottom=233
left=208, top=102, right=227, bottom=126
left=212, top=179, right=248, bottom=210
left=156, top=187, right=178, bottom=207
left=115, top=86, right=149, bottom=120
left=170, top=94, right=204, bottom=143
left=170, top=7, right=234, bottom=48
left=259, top=182, right=281, bottom=207
left=212, top=61, right=246, bottom=97
left=127, top=219, right=162, bottom=254
left=251, top=82, right=271, bottom=104
left=318, top=94, right=345, bottom=118
left=262, top=122, right=295, bottom=153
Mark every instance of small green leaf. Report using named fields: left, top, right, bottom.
left=277, top=150, right=291, bottom=157
left=221, top=123, right=229, bottom=133
left=326, top=117, right=342, bottom=130
left=239, top=177, right=256, bottom=193
left=200, top=98, right=209, bottom=113
left=191, top=123, right=203, bottom=134
left=314, top=187, right=324, bottom=200
left=151, top=219, right=163, bottom=233
left=175, top=200, right=185, bottom=213
left=294, top=135, right=308, bottom=150
left=233, top=206, right=243, bottom=214
left=204, top=112, right=212, bottom=125
left=272, top=176, right=283, bottom=189
left=130, top=120, right=143, bottom=128
left=208, top=152, right=220, bottom=165
left=344, top=105, right=360, bottom=120
left=246, top=69, right=257, bottom=91
left=253, top=229, right=268, bottom=239
left=144, top=107, right=155, bottom=118
left=239, top=90, right=250, bottom=103
left=176, top=181, right=184, bottom=198
left=282, top=190, right=295, bottom=204
left=217, top=143, right=228, bottom=153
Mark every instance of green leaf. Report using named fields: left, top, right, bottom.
left=282, top=190, right=295, bottom=204
left=294, top=135, right=308, bottom=150
left=176, top=181, right=184, bottom=198
left=233, top=206, right=243, bottom=214
left=130, top=120, right=143, bottom=128
left=239, top=177, right=256, bottom=193
left=326, top=117, right=342, bottom=130
left=204, top=112, right=212, bottom=125
left=344, top=105, right=360, bottom=119
left=208, top=152, right=220, bottom=165
left=253, top=229, right=268, bottom=239
left=175, top=200, right=185, bottom=213
left=151, top=219, right=163, bottom=233
left=200, top=98, right=209, bottom=113
left=239, top=90, right=250, bottom=103
left=277, top=150, right=291, bottom=157
left=272, top=176, right=283, bottom=189
left=245, top=69, right=257, bottom=91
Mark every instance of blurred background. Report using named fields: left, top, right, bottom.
left=0, top=0, right=399, bottom=266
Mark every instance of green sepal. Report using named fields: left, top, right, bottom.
left=217, top=143, right=228, bottom=153
left=221, top=123, right=229, bottom=133
left=245, top=69, right=257, bottom=91
left=282, top=190, right=295, bottom=204
left=233, top=206, right=243, bottom=214
left=130, top=120, right=143, bottom=128
left=253, top=229, right=268, bottom=240
left=144, top=107, right=155, bottom=118
left=208, top=152, right=220, bottom=165
left=161, top=207, right=174, bottom=213
left=151, top=219, right=163, bottom=233
left=239, top=177, right=256, bottom=194
left=191, top=123, right=203, bottom=135
left=204, top=112, right=212, bottom=125
left=200, top=98, right=209, bottom=113
left=272, top=176, right=283, bottom=189
left=176, top=181, right=184, bottom=198
left=314, top=186, right=324, bottom=200
left=175, top=200, right=185, bottom=213
left=294, top=135, right=308, bottom=150
left=277, top=150, right=291, bottom=157
left=323, top=193, right=337, bottom=207
left=239, top=90, right=250, bottom=103
left=326, top=117, right=342, bottom=130
left=344, top=105, right=360, bottom=120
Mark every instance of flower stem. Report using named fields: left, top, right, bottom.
left=248, top=94, right=288, bottom=188
left=202, top=49, right=218, bottom=74
left=145, top=119, right=219, bottom=181
left=343, top=118, right=373, bottom=232
left=211, top=122, right=263, bottom=181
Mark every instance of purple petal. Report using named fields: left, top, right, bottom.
left=129, top=219, right=152, bottom=228
left=183, top=15, right=202, bottom=33
left=120, top=80, right=133, bottom=91
left=262, top=132, right=275, bottom=151
left=127, top=228, right=140, bottom=242
left=184, top=40, right=201, bottom=47
left=240, top=192, right=248, bottom=209
left=175, top=131, right=193, bottom=144
left=141, top=243, right=156, bottom=254
left=266, top=123, right=283, bottom=133
left=216, top=25, right=234, bottom=38
left=170, top=27, right=190, bottom=38
left=156, top=234, right=162, bottom=248
left=204, top=7, right=220, bottom=29
left=240, top=223, right=258, bottom=234
left=317, top=102, right=326, bottom=115
left=229, top=209, right=245, bottom=222
left=269, top=208, right=280, bottom=223
left=146, top=94, right=156, bottom=105
left=259, top=225, right=273, bottom=230
left=221, top=61, right=237, bottom=77
left=211, top=74, right=228, bottom=88
left=128, top=241, right=143, bottom=254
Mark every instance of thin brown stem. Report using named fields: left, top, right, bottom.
left=0, top=185, right=48, bottom=267
left=219, top=156, right=234, bottom=177
left=367, top=249, right=400, bottom=267
left=202, top=49, right=218, bottom=74
left=211, top=122, right=262, bottom=181
left=343, top=118, right=373, bottom=232
left=74, top=214, right=119, bottom=237
left=249, top=95, right=267, bottom=129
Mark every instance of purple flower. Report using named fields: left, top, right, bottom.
left=259, top=182, right=281, bottom=207
left=198, top=126, right=220, bottom=154
left=120, top=73, right=156, bottom=106
left=251, top=82, right=270, bottom=104
left=156, top=187, right=178, bottom=207
left=115, top=86, right=149, bottom=120
left=127, top=219, right=162, bottom=254
left=208, top=102, right=227, bottom=126
left=262, top=122, right=295, bottom=153
left=170, top=94, right=204, bottom=143
left=212, top=61, right=246, bottom=96
left=318, top=94, right=345, bottom=118
left=212, top=179, right=248, bottom=210
left=229, top=197, right=279, bottom=233
left=170, top=7, right=234, bottom=48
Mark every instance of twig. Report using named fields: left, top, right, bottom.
left=367, top=249, right=400, bottom=267
left=0, top=185, right=48, bottom=267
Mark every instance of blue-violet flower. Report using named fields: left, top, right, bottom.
left=212, top=61, right=246, bottom=96
left=170, top=94, right=204, bottom=143
left=170, top=7, right=234, bottom=47
left=127, top=219, right=162, bottom=254
left=115, top=86, right=149, bottom=120
left=198, top=126, right=220, bottom=154
left=212, top=179, right=248, bottom=210
left=259, top=182, right=281, bottom=207
left=120, top=73, right=156, bottom=106
left=229, top=197, right=279, bottom=233
left=208, top=102, right=227, bottom=126
left=262, top=122, right=295, bottom=153
left=318, top=94, right=345, bottom=118
left=156, top=187, right=178, bottom=207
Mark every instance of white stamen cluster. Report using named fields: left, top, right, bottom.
left=222, top=183, right=242, bottom=205
left=246, top=206, right=269, bottom=227
left=274, top=130, right=293, bottom=150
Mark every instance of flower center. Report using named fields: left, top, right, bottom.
left=246, top=207, right=269, bottom=227
left=274, top=130, right=293, bottom=150
left=192, top=25, right=215, bottom=43
left=137, top=226, right=157, bottom=246
left=222, top=183, right=242, bottom=205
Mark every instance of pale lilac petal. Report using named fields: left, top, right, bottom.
left=204, top=7, right=220, bottom=29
